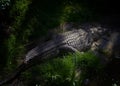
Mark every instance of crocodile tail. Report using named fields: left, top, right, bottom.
left=0, top=62, right=27, bottom=86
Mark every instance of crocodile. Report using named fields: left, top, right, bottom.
left=0, top=27, right=107, bottom=85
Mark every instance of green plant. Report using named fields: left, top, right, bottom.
left=1, top=0, right=32, bottom=74
left=21, top=51, right=102, bottom=86
left=0, top=0, right=10, bottom=10
left=22, top=56, right=74, bottom=86
left=74, top=52, right=101, bottom=86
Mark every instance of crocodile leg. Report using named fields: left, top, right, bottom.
left=59, top=45, right=79, bottom=53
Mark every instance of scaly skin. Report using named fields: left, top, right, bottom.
left=0, top=28, right=106, bottom=85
